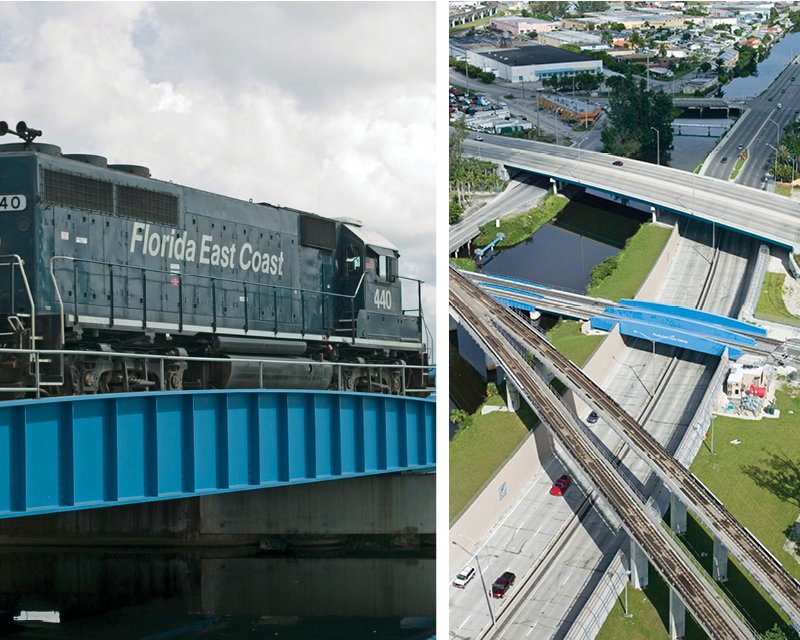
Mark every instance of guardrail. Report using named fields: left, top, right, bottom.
left=0, top=347, right=432, bottom=400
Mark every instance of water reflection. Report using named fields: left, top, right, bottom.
left=475, top=192, right=647, bottom=291
left=723, top=31, right=800, bottom=99
left=0, top=546, right=434, bottom=639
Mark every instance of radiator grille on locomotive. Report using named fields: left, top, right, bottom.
left=42, top=169, right=179, bottom=226
left=42, top=169, right=114, bottom=215
left=118, top=185, right=178, bottom=226
left=300, top=214, right=336, bottom=251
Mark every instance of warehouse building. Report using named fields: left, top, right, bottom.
left=454, top=44, right=602, bottom=83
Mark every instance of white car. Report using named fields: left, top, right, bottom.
left=453, top=565, right=476, bottom=588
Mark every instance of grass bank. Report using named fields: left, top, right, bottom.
left=547, top=320, right=604, bottom=368
left=450, top=257, right=476, bottom=272
left=755, top=272, right=796, bottom=322
left=588, top=223, right=672, bottom=302
left=690, top=388, right=800, bottom=583
left=449, top=397, right=531, bottom=521
left=473, top=192, right=568, bottom=249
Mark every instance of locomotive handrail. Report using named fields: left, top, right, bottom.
left=49, top=256, right=394, bottom=345
left=0, top=346, right=431, bottom=397
left=0, top=255, right=36, bottom=351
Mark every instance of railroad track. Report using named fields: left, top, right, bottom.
left=451, top=270, right=753, bottom=640
left=459, top=267, right=800, bottom=628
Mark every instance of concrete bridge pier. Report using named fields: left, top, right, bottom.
left=713, top=536, right=729, bottom=582
left=669, top=588, right=686, bottom=639
left=505, top=379, right=521, bottom=412
left=630, top=539, right=649, bottom=589
left=670, top=493, right=687, bottom=535
left=497, top=164, right=510, bottom=181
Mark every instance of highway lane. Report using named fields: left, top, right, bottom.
left=703, top=56, right=800, bottom=186
left=463, top=135, right=800, bottom=251
left=449, top=171, right=549, bottom=255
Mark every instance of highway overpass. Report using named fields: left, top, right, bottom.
left=463, top=135, right=800, bottom=254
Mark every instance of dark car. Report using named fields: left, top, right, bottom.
left=738, top=144, right=744, bottom=151
left=769, top=96, right=774, bottom=101
left=612, top=160, right=623, bottom=166
left=782, top=89, right=786, bottom=93
left=721, top=157, right=728, bottom=163
left=587, top=411, right=598, bottom=424
left=550, top=474, right=572, bottom=496
left=491, top=571, right=516, bottom=598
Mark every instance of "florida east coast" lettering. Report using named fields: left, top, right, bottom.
left=129, top=222, right=284, bottom=276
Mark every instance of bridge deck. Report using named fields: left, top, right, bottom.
left=0, top=389, right=435, bottom=518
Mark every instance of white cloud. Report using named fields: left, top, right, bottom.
left=0, top=1, right=436, bottom=341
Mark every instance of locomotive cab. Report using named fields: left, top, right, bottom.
left=338, top=222, right=418, bottom=343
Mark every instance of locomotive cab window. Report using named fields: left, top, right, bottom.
left=368, top=246, right=397, bottom=283
left=344, top=244, right=362, bottom=276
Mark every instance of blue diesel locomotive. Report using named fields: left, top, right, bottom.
left=0, top=122, right=429, bottom=397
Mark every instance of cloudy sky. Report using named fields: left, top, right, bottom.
left=0, top=1, right=437, bottom=342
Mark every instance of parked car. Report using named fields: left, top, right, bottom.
left=587, top=411, right=598, bottom=424
left=453, top=565, right=476, bottom=588
left=550, top=474, right=572, bottom=496
left=612, top=160, right=623, bottom=166
left=491, top=572, right=516, bottom=598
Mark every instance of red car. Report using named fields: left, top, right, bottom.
left=491, top=571, right=516, bottom=598
left=550, top=474, right=572, bottom=496
left=612, top=160, right=623, bottom=166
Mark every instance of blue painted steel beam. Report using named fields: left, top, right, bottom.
left=617, top=299, right=767, bottom=338
left=590, top=316, right=743, bottom=360
left=493, top=295, right=537, bottom=313
left=0, top=390, right=435, bottom=519
left=602, top=307, right=756, bottom=347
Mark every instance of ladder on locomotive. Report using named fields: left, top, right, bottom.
left=0, top=254, right=39, bottom=351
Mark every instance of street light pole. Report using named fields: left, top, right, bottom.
left=458, top=533, right=495, bottom=603
left=767, top=142, right=779, bottom=183
left=650, top=126, right=660, bottom=165
left=452, top=540, right=495, bottom=625
left=632, top=329, right=656, bottom=396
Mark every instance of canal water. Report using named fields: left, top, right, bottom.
left=723, top=30, right=800, bottom=99
left=450, top=192, right=649, bottom=415
left=0, top=546, right=435, bottom=639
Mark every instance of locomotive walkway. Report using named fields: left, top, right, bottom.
left=451, top=267, right=800, bottom=637
left=0, top=388, right=435, bottom=519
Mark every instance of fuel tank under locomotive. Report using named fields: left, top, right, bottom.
left=185, top=336, right=333, bottom=391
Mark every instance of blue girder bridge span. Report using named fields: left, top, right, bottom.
left=0, top=389, right=435, bottom=519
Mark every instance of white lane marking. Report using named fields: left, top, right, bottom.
left=459, top=616, right=471, bottom=629
left=533, top=525, right=542, bottom=537
left=526, top=621, right=538, bottom=636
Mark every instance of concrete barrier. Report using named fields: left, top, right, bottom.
left=631, top=222, right=681, bottom=303
left=449, top=425, right=553, bottom=572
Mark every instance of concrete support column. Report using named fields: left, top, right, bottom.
left=486, top=353, right=497, bottom=372
left=713, top=535, right=728, bottom=582
left=550, top=177, right=557, bottom=195
left=630, top=539, right=649, bottom=589
left=669, top=588, right=686, bottom=639
left=789, top=251, right=800, bottom=279
left=506, top=379, right=520, bottom=412
left=670, top=493, right=687, bottom=536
